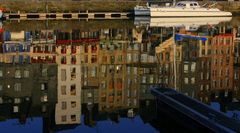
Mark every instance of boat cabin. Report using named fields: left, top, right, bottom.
left=176, top=1, right=200, bottom=8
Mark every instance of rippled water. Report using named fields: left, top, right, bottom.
left=0, top=17, right=239, bottom=133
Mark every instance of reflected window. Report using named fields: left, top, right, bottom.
left=71, top=56, right=76, bottom=64
left=41, top=83, right=47, bottom=91
left=226, top=79, right=229, bottom=87
left=61, top=56, right=67, bottom=64
left=42, top=68, right=48, bottom=77
left=71, top=115, right=76, bottom=121
left=206, top=85, right=210, bottom=91
left=134, top=99, right=137, bottom=106
left=133, top=67, right=138, bottom=75
left=0, top=70, right=3, bottom=77
left=91, top=66, right=97, bottom=77
left=184, top=78, right=189, bottom=84
left=71, top=67, right=76, bottom=80
left=87, top=92, right=92, bottom=98
left=127, top=54, right=131, bottom=62
left=118, top=55, right=122, bottom=62
left=191, top=77, right=195, bottom=84
left=61, top=115, right=67, bottom=122
left=61, top=86, right=66, bottom=95
left=201, top=72, right=204, bottom=80
left=184, top=64, right=188, bottom=73
left=23, top=70, right=29, bottom=78
left=100, top=81, right=106, bottom=89
left=84, top=45, right=88, bottom=53
left=91, top=45, right=97, bottom=53
left=14, top=98, right=21, bottom=104
left=200, top=85, right=203, bottom=91
left=191, top=63, right=196, bottom=72
left=41, top=94, right=48, bottom=102
left=101, top=65, right=106, bottom=74
left=206, top=72, right=210, bottom=80
left=71, top=101, right=76, bottom=108
left=127, top=67, right=130, bottom=75
left=70, top=85, right=76, bottom=95
left=102, top=56, right=107, bottom=63
left=62, top=102, right=67, bottom=110
left=14, top=83, right=21, bottom=92
left=0, top=85, right=2, bottom=91
left=61, top=69, right=66, bottom=81
left=84, top=55, right=88, bottom=63
left=15, top=70, right=21, bottom=78
left=226, top=69, right=229, bottom=75
left=13, top=106, right=19, bottom=113
left=133, top=54, right=138, bottom=62
left=142, top=76, right=146, bottom=83
left=91, top=55, right=97, bottom=63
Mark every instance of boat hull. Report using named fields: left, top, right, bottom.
left=149, top=17, right=232, bottom=27
left=150, top=9, right=232, bottom=17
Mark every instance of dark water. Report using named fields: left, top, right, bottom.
left=0, top=17, right=239, bottom=133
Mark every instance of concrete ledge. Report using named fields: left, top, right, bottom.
left=4, top=12, right=131, bottom=20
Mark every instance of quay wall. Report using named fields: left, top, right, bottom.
left=0, top=1, right=144, bottom=13
left=0, top=1, right=240, bottom=13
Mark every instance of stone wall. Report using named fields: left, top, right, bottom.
left=0, top=1, right=239, bottom=13
left=0, top=1, right=144, bottom=13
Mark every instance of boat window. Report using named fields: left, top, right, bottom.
left=194, top=3, right=198, bottom=6
left=190, top=3, right=193, bottom=6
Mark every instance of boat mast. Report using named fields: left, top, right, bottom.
left=173, top=27, right=177, bottom=90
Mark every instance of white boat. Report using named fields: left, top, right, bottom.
left=134, top=16, right=232, bottom=31
left=150, top=1, right=232, bottom=17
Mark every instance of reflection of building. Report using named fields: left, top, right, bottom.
left=197, top=37, right=212, bottom=103
left=0, top=41, right=31, bottom=64
left=211, top=31, right=234, bottom=96
left=234, top=28, right=240, bottom=100
left=156, top=36, right=182, bottom=89
left=98, top=28, right=127, bottom=111
left=0, top=63, right=57, bottom=126
left=55, top=42, right=81, bottom=125
left=156, top=32, right=202, bottom=98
